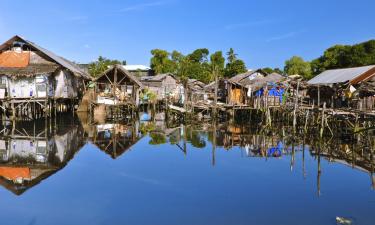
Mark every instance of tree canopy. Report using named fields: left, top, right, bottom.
left=224, top=48, right=247, bottom=78
left=284, top=56, right=312, bottom=79
left=149, top=48, right=247, bottom=83
left=310, top=40, right=375, bottom=75
left=88, top=56, right=125, bottom=77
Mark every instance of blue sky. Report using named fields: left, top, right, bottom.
left=0, top=0, right=374, bottom=69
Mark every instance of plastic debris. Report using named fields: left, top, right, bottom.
left=336, top=216, right=352, bottom=225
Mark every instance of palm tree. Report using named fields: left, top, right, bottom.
left=226, top=48, right=238, bottom=64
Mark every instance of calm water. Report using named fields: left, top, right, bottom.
left=0, top=113, right=374, bottom=225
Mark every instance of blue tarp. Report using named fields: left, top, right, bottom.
left=255, top=86, right=285, bottom=102
left=267, top=141, right=284, bottom=157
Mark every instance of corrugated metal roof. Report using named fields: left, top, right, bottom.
left=123, top=65, right=151, bottom=71
left=308, top=65, right=375, bottom=85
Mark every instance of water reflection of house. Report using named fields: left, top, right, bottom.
left=90, top=123, right=142, bottom=159
left=0, top=118, right=85, bottom=195
left=311, top=143, right=375, bottom=177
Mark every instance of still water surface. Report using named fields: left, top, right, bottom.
left=0, top=113, right=374, bottom=225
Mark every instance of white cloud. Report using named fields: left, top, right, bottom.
left=119, top=1, right=167, bottom=12
left=83, top=44, right=90, bottom=49
left=266, top=30, right=305, bottom=42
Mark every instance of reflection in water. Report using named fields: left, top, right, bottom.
left=89, top=123, right=141, bottom=159
left=0, top=111, right=374, bottom=197
left=0, top=111, right=373, bottom=224
left=0, top=117, right=85, bottom=195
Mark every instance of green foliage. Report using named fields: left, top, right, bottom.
left=88, top=56, right=124, bottom=77
left=149, top=48, right=247, bottom=83
left=139, top=122, right=156, bottom=135
left=284, top=56, right=312, bottom=79
left=210, top=51, right=225, bottom=81
left=149, top=132, right=167, bottom=145
left=311, top=39, right=375, bottom=75
left=226, top=48, right=237, bottom=64
left=150, top=49, right=176, bottom=74
left=261, top=67, right=283, bottom=75
left=140, top=88, right=157, bottom=103
left=224, top=48, right=247, bottom=78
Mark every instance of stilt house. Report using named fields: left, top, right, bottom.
left=0, top=35, right=91, bottom=114
left=94, top=64, right=143, bottom=106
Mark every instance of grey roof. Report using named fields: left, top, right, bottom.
left=141, top=73, right=176, bottom=82
left=0, top=35, right=91, bottom=80
left=308, top=65, right=375, bottom=85
left=242, top=73, right=285, bottom=89
left=229, top=69, right=267, bottom=84
left=229, top=71, right=254, bottom=83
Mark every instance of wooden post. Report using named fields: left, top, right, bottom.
left=317, top=84, right=321, bottom=107
left=320, top=102, right=326, bottom=138
left=212, top=120, right=217, bottom=166
left=213, top=71, right=218, bottom=118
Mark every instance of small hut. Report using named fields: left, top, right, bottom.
left=242, top=72, right=286, bottom=107
left=307, top=65, right=375, bottom=109
left=0, top=35, right=91, bottom=119
left=140, top=73, right=181, bottom=102
left=94, top=65, right=143, bottom=106
left=187, top=79, right=207, bottom=102
left=218, top=69, right=268, bottom=105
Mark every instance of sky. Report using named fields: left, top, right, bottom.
left=0, top=0, right=374, bottom=69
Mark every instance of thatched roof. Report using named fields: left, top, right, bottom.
left=188, top=79, right=206, bottom=91
left=0, top=35, right=91, bottom=79
left=96, top=64, right=143, bottom=88
left=241, top=72, right=285, bottom=90
left=0, top=64, right=59, bottom=77
left=140, top=73, right=177, bottom=82
left=229, top=69, right=267, bottom=84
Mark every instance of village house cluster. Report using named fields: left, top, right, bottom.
left=0, top=35, right=374, bottom=121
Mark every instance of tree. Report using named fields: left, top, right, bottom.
left=310, top=39, right=375, bottom=76
left=224, top=48, right=247, bottom=78
left=273, top=68, right=284, bottom=74
left=226, top=48, right=237, bottom=64
left=150, top=49, right=175, bottom=74
left=210, top=51, right=225, bottom=115
left=261, top=67, right=284, bottom=75
left=187, top=48, right=209, bottom=63
left=88, top=56, right=123, bottom=77
left=225, top=59, right=247, bottom=77
left=284, top=56, right=312, bottom=79
left=210, top=51, right=225, bottom=79
left=262, top=67, right=274, bottom=74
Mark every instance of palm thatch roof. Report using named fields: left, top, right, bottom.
left=240, top=72, right=286, bottom=91
left=96, top=64, right=144, bottom=88
left=229, top=69, right=267, bottom=85
left=140, top=73, right=177, bottom=82
left=0, top=35, right=91, bottom=79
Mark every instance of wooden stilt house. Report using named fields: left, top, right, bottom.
left=94, top=64, right=143, bottom=106
left=0, top=35, right=91, bottom=119
left=307, top=65, right=375, bottom=110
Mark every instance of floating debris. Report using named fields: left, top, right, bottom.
left=336, top=216, right=353, bottom=225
